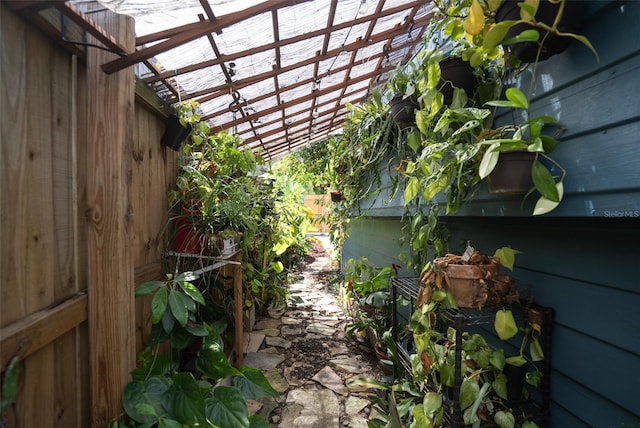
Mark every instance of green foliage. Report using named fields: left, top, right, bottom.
left=344, top=258, right=396, bottom=349
left=0, top=355, right=19, bottom=425
left=116, top=276, right=279, bottom=428
left=167, top=101, right=313, bottom=312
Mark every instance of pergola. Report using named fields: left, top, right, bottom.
left=7, top=0, right=435, bottom=160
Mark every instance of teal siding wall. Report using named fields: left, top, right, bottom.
left=343, top=1, right=640, bottom=426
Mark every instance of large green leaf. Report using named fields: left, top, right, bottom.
left=0, top=356, right=19, bottom=413
left=422, top=391, right=442, bottom=415
left=504, top=88, right=529, bottom=109
left=158, top=419, right=183, bottom=428
left=151, top=287, right=168, bottom=324
left=167, top=373, right=207, bottom=426
left=404, top=176, right=420, bottom=205
left=178, top=280, right=205, bottom=306
left=168, top=289, right=188, bottom=327
left=478, top=143, right=500, bottom=179
left=174, top=288, right=197, bottom=314
left=492, top=373, right=508, bottom=400
left=411, top=404, right=434, bottom=428
left=502, top=29, right=540, bottom=46
left=415, top=110, right=430, bottom=135
left=463, top=382, right=490, bottom=425
left=175, top=271, right=199, bottom=282
left=533, top=182, right=564, bottom=215
left=407, top=131, right=421, bottom=153
left=196, top=342, right=242, bottom=381
left=233, top=366, right=279, bottom=400
left=494, top=410, right=516, bottom=428
left=483, top=21, right=514, bottom=52
left=136, top=281, right=165, bottom=297
left=122, top=377, right=170, bottom=424
left=249, top=414, right=269, bottom=428
left=459, top=378, right=479, bottom=410
left=493, top=247, right=521, bottom=271
left=531, top=160, right=559, bottom=202
left=494, top=310, right=518, bottom=340
left=206, top=386, right=250, bottom=428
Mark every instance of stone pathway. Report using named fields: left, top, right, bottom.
left=244, top=235, right=385, bottom=427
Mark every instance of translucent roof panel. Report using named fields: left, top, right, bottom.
left=93, top=0, right=436, bottom=160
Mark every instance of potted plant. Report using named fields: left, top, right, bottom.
left=417, top=245, right=519, bottom=308
left=407, top=264, right=548, bottom=427
left=427, top=0, right=599, bottom=214
left=495, top=0, right=585, bottom=63
left=107, top=271, right=280, bottom=427
left=343, top=258, right=396, bottom=371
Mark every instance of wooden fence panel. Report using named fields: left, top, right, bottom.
left=0, top=5, right=90, bottom=427
left=1, top=4, right=176, bottom=426
left=304, top=194, right=330, bottom=233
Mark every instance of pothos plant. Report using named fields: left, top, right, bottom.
left=403, top=247, right=545, bottom=428
left=430, top=0, right=600, bottom=214
left=105, top=271, right=279, bottom=428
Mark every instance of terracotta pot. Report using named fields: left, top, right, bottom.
left=390, top=95, right=419, bottom=127
left=438, top=258, right=500, bottom=308
left=496, top=0, right=583, bottom=62
left=374, top=342, right=393, bottom=375
left=439, top=56, right=478, bottom=105
left=487, top=150, right=536, bottom=195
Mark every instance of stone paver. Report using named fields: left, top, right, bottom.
left=245, top=235, right=384, bottom=426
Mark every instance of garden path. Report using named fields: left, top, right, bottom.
left=244, top=235, right=386, bottom=427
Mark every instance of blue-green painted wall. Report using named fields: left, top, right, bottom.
left=343, top=1, right=640, bottom=426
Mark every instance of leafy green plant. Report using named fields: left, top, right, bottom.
left=344, top=258, right=396, bottom=353
left=109, top=272, right=279, bottom=427
left=1, top=356, right=19, bottom=427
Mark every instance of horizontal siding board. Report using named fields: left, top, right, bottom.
left=551, top=327, right=640, bottom=421
left=342, top=217, right=411, bottom=275
left=551, top=372, right=640, bottom=427
left=516, top=54, right=640, bottom=141
left=522, top=271, right=640, bottom=354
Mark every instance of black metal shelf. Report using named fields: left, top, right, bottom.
left=391, top=277, right=553, bottom=428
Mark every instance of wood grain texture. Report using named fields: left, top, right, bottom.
left=0, top=293, right=87, bottom=371
left=85, top=8, right=136, bottom=426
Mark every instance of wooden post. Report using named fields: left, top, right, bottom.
left=233, top=251, right=244, bottom=367
left=85, top=8, right=136, bottom=426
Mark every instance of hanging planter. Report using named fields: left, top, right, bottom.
left=496, top=0, right=583, bottom=63
left=487, top=149, right=536, bottom=195
left=439, top=56, right=478, bottom=105
left=330, top=190, right=344, bottom=202
left=390, top=95, right=419, bottom=127
left=161, top=114, right=192, bottom=151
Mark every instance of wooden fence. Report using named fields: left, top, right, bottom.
left=303, top=194, right=330, bottom=233
left=1, top=4, right=178, bottom=426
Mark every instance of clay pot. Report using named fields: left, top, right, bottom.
left=487, top=150, right=536, bottom=195
left=374, top=342, right=393, bottom=375
left=437, top=257, right=500, bottom=308
left=173, top=216, right=205, bottom=254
